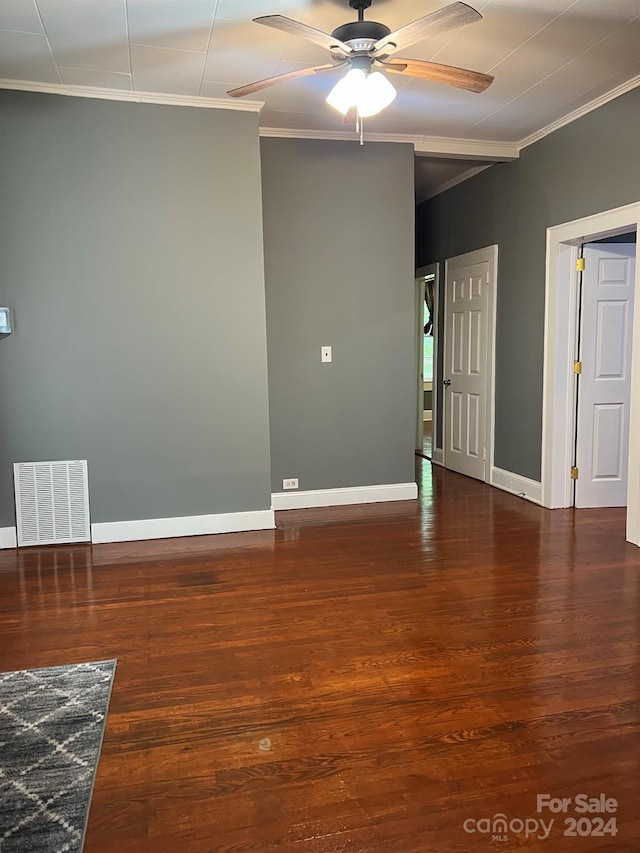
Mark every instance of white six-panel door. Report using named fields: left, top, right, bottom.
left=575, top=243, right=636, bottom=508
left=444, top=260, right=490, bottom=480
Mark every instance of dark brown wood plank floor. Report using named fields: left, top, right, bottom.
left=1, top=459, right=640, bottom=851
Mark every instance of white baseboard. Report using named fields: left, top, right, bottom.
left=91, top=509, right=275, bottom=544
left=431, top=448, right=444, bottom=466
left=271, top=482, right=418, bottom=511
left=490, top=466, right=543, bottom=505
left=0, top=527, right=17, bottom=549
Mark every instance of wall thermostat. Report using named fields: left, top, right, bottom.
left=0, top=308, right=13, bottom=335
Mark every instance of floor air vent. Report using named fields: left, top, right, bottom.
left=14, top=460, right=91, bottom=546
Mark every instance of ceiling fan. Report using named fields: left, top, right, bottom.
left=227, top=0, right=494, bottom=124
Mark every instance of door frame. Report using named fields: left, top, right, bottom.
left=541, top=200, right=640, bottom=546
left=443, top=246, right=498, bottom=482
left=415, top=263, right=439, bottom=452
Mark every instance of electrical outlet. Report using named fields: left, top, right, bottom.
left=321, top=346, right=332, bottom=363
left=282, top=478, right=298, bottom=490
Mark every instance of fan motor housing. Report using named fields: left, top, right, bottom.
left=331, top=20, right=391, bottom=44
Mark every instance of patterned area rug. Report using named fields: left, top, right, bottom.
left=0, top=660, right=116, bottom=853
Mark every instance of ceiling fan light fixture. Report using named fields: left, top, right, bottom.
left=326, top=67, right=396, bottom=117
left=357, top=70, right=396, bottom=117
left=326, top=67, right=367, bottom=115
left=233, top=4, right=492, bottom=117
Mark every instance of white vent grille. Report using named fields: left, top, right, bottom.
left=13, top=460, right=91, bottom=546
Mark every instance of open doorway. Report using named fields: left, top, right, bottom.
left=415, top=264, right=438, bottom=460
left=542, top=201, right=640, bottom=546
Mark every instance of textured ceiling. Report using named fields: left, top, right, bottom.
left=0, top=0, right=638, bottom=144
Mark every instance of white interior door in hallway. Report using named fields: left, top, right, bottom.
left=443, top=248, right=496, bottom=481
left=575, top=241, right=636, bottom=508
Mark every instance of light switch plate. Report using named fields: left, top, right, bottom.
left=321, top=346, right=332, bottom=363
left=0, top=308, right=13, bottom=335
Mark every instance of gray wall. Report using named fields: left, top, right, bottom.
left=0, top=91, right=271, bottom=526
left=595, top=232, right=637, bottom=244
left=261, top=139, right=416, bottom=493
left=416, top=86, right=640, bottom=480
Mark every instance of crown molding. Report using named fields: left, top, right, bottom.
left=518, top=74, right=640, bottom=151
left=401, top=135, right=516, bottom=160
left=260, top=74, right=640, bottom=159
left=259, top=126, right=519, bottom=161
left=0, top=78, right=264, bottom=112
left=3, top=71, right=638, bottom=161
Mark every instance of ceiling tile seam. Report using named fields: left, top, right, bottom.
left=123, top=0, right=133, bottom=77
left=0, top=27, right=48, bottom=36
left=515, top=69, right=637, bottom=140
left=427, top=0, right=492, bottom=65
left=56, top=61, right=136, bottom=76
left=420, top=25, right=466, bottom=65
left=411, top=90, right=463, bottom=122
left=482, top=0, right=583, bottom=76
left=53, top=57, right=138, bottom=77
left=198, top=0, right=220, bottom=96
left=201, top=23, right=296, bottom=92
left=212, top=15, right=281, bottom=24
left=271, top=35, right=296, bottom=87
left=32, top=0, right=63, bottom=85
left=130, top=42, right=207, bottom=56
left=216, top=0, right=309, bottom=73
left=426, top=0, right=585, bottom=121
left=263, top=107, right=320, bottom=117
left=518, top=74, right=640, bottom=150
left=59, top=66, right=132, bottom=78
left=470, top=13, right=640, bottom=130
left=199, top=79, right=237, bottom=87
left=473, top=70, right=633, bottom=134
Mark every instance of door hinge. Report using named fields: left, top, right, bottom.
left=571, top=466, right=579, bottom=480
left=576, top=257, right=585, bottom=272
left=574, top=361, right=582, bottom=375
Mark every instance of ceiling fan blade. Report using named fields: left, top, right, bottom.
left=373, top=2, right=482, bottom=57
left=227, top=63, right=345, bottom=98
left=254, top=15, right=352, bottom=55
left=379, top=58, right=493, bottom=93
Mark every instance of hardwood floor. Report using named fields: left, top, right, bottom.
left=418, top=421, right=432, bottom=459
left=1, top=459, right=639, bottom=851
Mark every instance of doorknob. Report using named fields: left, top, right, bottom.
left=443, top=379, right=452, bottom=387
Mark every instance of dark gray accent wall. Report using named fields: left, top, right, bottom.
left=0, top=91, right=271, bottom=526
left=416, top=86, right=640, bottom=480
left=594, top=232, right=637, bottom=244
left=261, top=139, right=416, bottom=493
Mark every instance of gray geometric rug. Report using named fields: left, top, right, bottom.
left=0, top=660, right=116, bottom=853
